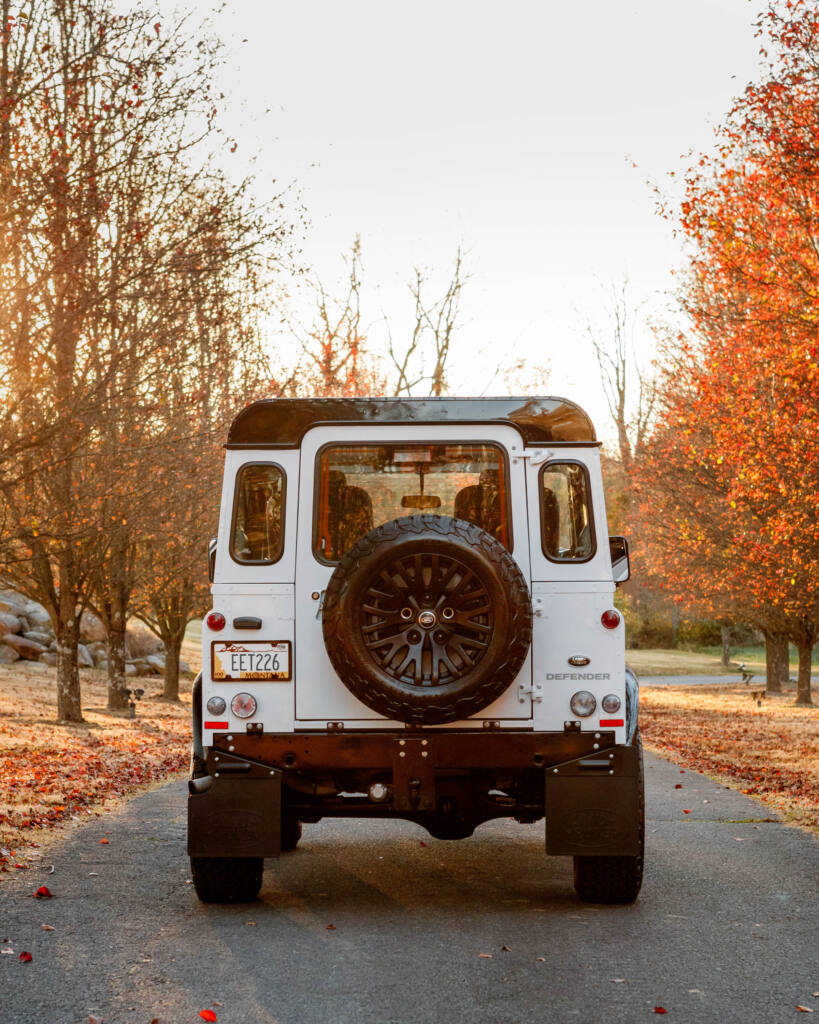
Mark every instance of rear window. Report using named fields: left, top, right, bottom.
left=314, top=443, right=510, bottom=562
left=231, top=463, right=285, bottom=564
left=539, top=461, right=594, bottom=561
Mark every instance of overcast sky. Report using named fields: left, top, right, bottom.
left=198, top=0, right=763, bottom=443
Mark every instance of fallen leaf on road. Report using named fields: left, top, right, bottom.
left=609, top=978, right=626, bottom=983
left=653, top=1009, right=667, bottom=1015
left=42, top=924, right=54, bottom=931
left=796, top=1008, right=814, bottom=1014
left=419, top=841, right=427, bottom=847
left=99, top=838, right=109, bottom=845
left=734, top=838, right=746, bottom=842
left=244, top=921, right=256, bottom=926
left=536, top=957, right=546, bottom=962
left=682, top=809, right=691, bottom=814
left=674, top=784, right=682, bottom=789
left=326, top=924, right=336, bottom=930
left=19, top=951, right=32, bottom=962
left=478, top=953, right=493, bottom=959
left=88, top=872, right=98, bottom=876
left=2, top=948, right=14, bottom=955
left=212, top=1003, right=223, bottom=1008
left=33, top=885, right=53, bottom=898
left=501, top=945, right=512, bottom=951
left=150, top=1018, right=159, bottom=1024
left=199, top=1012, right=218, bottom=1022
left=89, top=1015, right=104, bottom=1023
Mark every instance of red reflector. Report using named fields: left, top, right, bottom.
left=599, top=718, right=624, bottom=727
left=206, top=611, right=226, bottom=631
left=204, top=720, right=229, bottom=729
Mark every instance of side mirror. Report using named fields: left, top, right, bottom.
left=208, top=537, right=217, bottom=583
left=609, top=536, right=630, bottom=585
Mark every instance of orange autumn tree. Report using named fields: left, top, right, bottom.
left=636, top=0, right=819, bottom=706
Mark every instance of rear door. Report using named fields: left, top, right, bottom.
left=294, top=423, right=534, bottom=725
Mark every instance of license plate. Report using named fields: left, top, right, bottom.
left=212, top=641, right=291, bottom=681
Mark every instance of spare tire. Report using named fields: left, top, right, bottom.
left=322, top=515, right=532, bottom=724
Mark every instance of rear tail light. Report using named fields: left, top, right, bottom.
left=206, top=611, right=226, bottom=631
left=230, top=692, right=257, bottom=719
left=601, top=609, right=621, bottom=630
left=570, top=690, right=597, bottom=717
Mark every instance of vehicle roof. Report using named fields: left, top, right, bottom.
left=226, top=396, right=597, bottom=448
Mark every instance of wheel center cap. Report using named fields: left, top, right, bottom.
left=417, top=610, right=437, bottom=629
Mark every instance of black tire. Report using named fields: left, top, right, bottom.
left=322, top=515, right=532, bottom=725
left=281, top=812, right=302, bottom=851
left=573, top=732, right=645, bottom=904
left=190, top=856, right=263, bottom=903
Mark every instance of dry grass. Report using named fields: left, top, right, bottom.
left=0, top=661, right=192, bottom=875
left=627, top=646, right=818, bottom=678
left=641, top=682, right=819, bottom=833
left=627, top=648, right=757, bottom=676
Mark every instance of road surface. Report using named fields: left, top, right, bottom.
left=1, top=755, right=817, bottom=1024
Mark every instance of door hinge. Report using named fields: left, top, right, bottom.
left=510, top=448, right=553, bottom=466
left=517, top=681, right=543, bottom=703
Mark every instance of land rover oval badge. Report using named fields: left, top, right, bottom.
left=568, top=655, right=591, bottom=666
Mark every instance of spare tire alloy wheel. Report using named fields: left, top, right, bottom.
left=322, top=515, right=533, bottom=724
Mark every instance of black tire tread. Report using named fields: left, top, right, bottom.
left=322, top=515, right=532, bottom=724
left=281, top=813, right=302, bottom=851
left=190, top=856, right=263, bottom=903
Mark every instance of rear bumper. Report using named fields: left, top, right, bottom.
left=188, top=729, right=641, bottom=858
left=206, top=727, right=617, bottom=774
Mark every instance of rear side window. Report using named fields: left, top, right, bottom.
left=231, top=463, right=285, bottom=564
left=540, top=462, right=594, bottom=561
left=314, top=442, right=510, bottom=562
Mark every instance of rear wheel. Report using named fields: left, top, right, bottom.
left=572, top=732, right=644, bottom=904
left=281, top=812, right=302, bottom=851
left=190, top=856, right=263, bottom=903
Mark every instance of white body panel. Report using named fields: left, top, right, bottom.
left=201, top=426, right=625, bottom=744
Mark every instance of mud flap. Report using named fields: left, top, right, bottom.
left=187, top=770, right=282, bottom=858
left=545, top=744, right=641, bottom=856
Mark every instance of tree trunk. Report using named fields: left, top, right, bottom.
left=55, top=600, right=83, bottom=723
left=720, top=624, right=732, bottom=667
left=162, top=626, right=185, bottom=701
left=764, top=631, right=788, bottom=694
left=106, top=613, right=129, bottom=711
left=795, top=640, right=814, bottom=707
left=101, top=537, right=132, bottom=710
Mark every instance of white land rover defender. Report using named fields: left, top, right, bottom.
left=188, top=397, right=642, bottom=904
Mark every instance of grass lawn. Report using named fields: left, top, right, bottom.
left=641, top=682, right=818, bottom=834
left=626, top=645, right=818, bottom=678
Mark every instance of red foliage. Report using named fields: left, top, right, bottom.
left=635, top=0, right=819, bottom=703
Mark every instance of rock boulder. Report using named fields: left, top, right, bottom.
left=0, top=611, right=22, bottom=635
left=1, top=633, right=47, bottom=659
